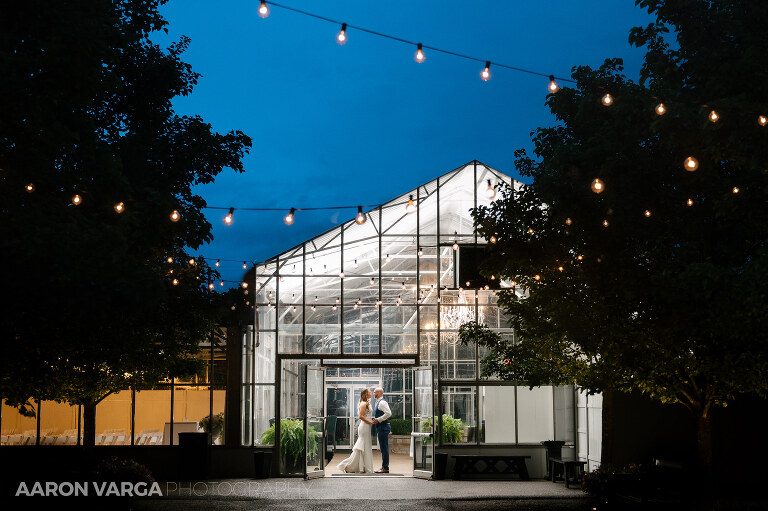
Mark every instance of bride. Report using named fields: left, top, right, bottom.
left=337, top=388, right=375, bottom=474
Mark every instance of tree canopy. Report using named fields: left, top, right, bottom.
left=459, top=0, right=768, bottom=473
left=0, top=0, right=251, bottom=444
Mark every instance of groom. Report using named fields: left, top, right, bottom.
left=371, top=387, right=392, bottom=473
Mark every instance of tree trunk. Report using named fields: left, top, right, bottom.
left=82, top=400, right=96, bottom=450
left=600, top=388, right=614, bottom=466
left=696, top=412, right=714, bottom=508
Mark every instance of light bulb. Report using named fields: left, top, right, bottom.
left=25, top=183, right=35, bottom=193
left=114, top=202, right=125, bottom=213
left=220, top=281, right=224, bottom=287
left=687, top=198, right=694, bottom=206
left=215, top=259, right=220, bottom=267
left=684, top=157, right=699, bottom=171
left=309, top=267, right=314, bottom=276
left=655, top=103, right=666, bottom=115
left=370, top=278, right=375, bottom=286
left=354, top=302, right=358, bottom=310
left=481, top=61, right=491, bottom=82
left=708, top=110, right=719, bottom=123
left=759, top=115, right=768, bottom=126
left=172, top=278, right=179, bottom=286
left=528, top=228, right=534, bottom=235
left=577, top=255, right=583, bottom=261
left=414, top=43, right=425, bottom=63
left=453, top=240, right=459, bottom=251
left=602, top=219, right=609, bottom=227
left=208, top=283, right=214, bottom=290
left=71, top=194, right=82, bottom=205
left=167, top=257, right=173, bottom=263
left=284, top=207, right=295, bottom=225
left=601, top=94, right=613, bottom=106
left=486, top=179, right=496, bottom=199
left=242, top=282, right=248, bottom=288
left=418, top=247, right=423, bottom=256
left=591, top=178, right=605, bottom=194
left=405, top=194, right=417, bottom=214
left=170, top=210, right=180, bottom=222
left=339, top=271, right=344, bottom=278
left=243, top=261, right=247, bottom=269
left=258, top=0, right=269, bottom=18
left=355, top=205, right=366, bottom=224
left=644, top=210, right=652, bottom=217
left=354, top=259, right=358, bottom=269
left=565, top=218, right=572, bottom=225
left=558, top=267, right=563, bottom=272
left=732, top=186, right=739, bottom=194
left=224, top=207, right=234, bottom=225
left=385, top=254, right=391, bottom=264
left=401, top=282, right=406, bottom=290
left=189, top=258, right=195, bottom=265
left=332, top=304, right=337, bottom=311
left=490, top=236, right=496, bottom=243
left=534, top=275, right=541, bottom=281
left=336, top=23, right=347, bottom=45
left=548, top=75, right=559, bottom=93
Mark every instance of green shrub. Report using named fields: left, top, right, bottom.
left=421, top=414, right=466, bottom=443
left=390, top=418, right=411, bottom=435
left=259, top=419, right=318, bottom=466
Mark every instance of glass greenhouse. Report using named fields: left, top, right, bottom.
left=242, top=161, right=584, bottom=477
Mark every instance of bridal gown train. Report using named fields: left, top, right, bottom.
left=336, top=403, right=374, bottom=474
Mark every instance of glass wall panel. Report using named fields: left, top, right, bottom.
left=343, top=305, right=378, bottom=354
left=417, top=242, right=438, bottom=298
left=95, top=391, right=131, bottom=445
left=172, top=385, right=210, bottom=444
left=439, top=246, right=456, bottom=288
left=480, top=386, right=516, bottom=444
left=1, top=400, right=38, bottom=445
left=279, top=359, right=318, bottom=474
left=517, top=386, right=554, bottom=443
left=134, top=387, right=170, bottom=446
left=417, top=182, right=438, bottom=235
left=343, top=277, right=378, bottom=305
left=382, top=305, right=417, bottom=354
left=277, top=304, right=303, bottom=353
left=439, top=165, right=476, bottom=240
left=39, top=401, right=80, bottom=445
left=441, top=385, right=476, bottom=444
left=253, top=385, right=275, bottom=446
left=305, top=306, right=340, bottom=354
left=212, top=386, right=226, bottom=445
left=305, top=276, right=341, bottom=304
left=381, top=191, right=419, bottom=235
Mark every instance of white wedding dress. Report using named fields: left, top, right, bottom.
left=336, top=401, right=374, bottom=474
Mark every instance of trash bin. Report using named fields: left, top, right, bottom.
left=254, top=450, right=273, bottom=479
left=178, top=432, right=211, bottom=480
left=434, top=452, right=449, bottom=480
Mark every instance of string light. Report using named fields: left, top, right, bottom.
left=687, top=198, right=694, bottom=206
left=336, top=23, right=347, bottom=45
left=490, top=236, right=496, bottom=243
left=401, top=282, right=406, bottom=290
left=414, top=43, right=425, bottom=63
left=406, top=194, right=417, bottom=214
left=655, top=103, right=666, bottom=115
left=534, top=274, right=541, bottom=281
left=242, top=282, right=249, bottom=288
left=258, top=0, right=269, bottom=18
left=481, top=61, right=491, bottom=81
left=603, top=219, right=610, bottom=227
left=71, top=194, right=82, bottom=205
left=189, top=258, right=195, bottom=265
left=25, top=183, right=35, bottom=193
left=172, top=278, right=179, bottom=286
left=220, top=281, right=224, bottom=287
left=224, top=207, right=234, bottom=225
left=243, top=261, right=247, bottom=269
left=215, top=259, right=220, bottom=267
left=601, top=94, right=613, bottom=106
left=284, top=207, right=296, bottom=225
left=355, top=205, right=366, bottom=224
left=453, top=233, right=459, bottom=251
left=170, top=210, right=180, bottom=222
left=167, top=257, right=173, bottom=263
left=732, top=186, right=740, bottom=194
left=528, top=228, right=534, bottom=234
left=759, top=115, right=768, bottom=126
left=591, top=178, right=605, bottom=194
left=340, top=270, right=345, bottom=278
left=418, top=247, right=423, bottom=256
left=558, top=266, right=564, bottom=272
left=385, top=254, right=391, bottom=264
left=485, top=179, right=496, bottom=199
left=370, top=277, right=375, bottom=286
left=684, top=157, right=699, bottom=171
left=114, top=202, right=125, bottom=213
left=354, top=259, right=358, bottom=269
left=708, top=110, right=719, bottom=123
left=208, top=283, right=215, bottom=290
left=548, top=75, right=559, bottom=93
left=577, top=255, right=583, bottom=261
left=644, top=210, right=652, bottom=217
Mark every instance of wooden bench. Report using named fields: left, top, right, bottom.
left=452, top=455, right=531, bottom=480
left=550, top=456, right=587, bottom=488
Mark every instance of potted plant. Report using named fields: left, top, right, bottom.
left=198, top=412, right=225, bottom=444
left=259, top=418, right=318, bottom=473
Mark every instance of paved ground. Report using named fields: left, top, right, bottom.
left=325, top=451, right=413, bottom=476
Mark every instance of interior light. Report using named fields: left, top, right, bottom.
left=418, top=247, right=423, bottom=256
left=406, top=194, right=417, bottom=214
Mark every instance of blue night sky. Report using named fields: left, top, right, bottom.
left=154, top=0, right=654, bottom=286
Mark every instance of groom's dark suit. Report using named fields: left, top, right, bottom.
left=372, top=396, right=392, bottom=470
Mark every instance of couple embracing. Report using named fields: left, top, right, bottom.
left=337, top=387, right=391, bottom=474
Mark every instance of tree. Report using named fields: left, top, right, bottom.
left=459, top=0, right=768, bottom=489
left=0, top=1, right=251, bottom=448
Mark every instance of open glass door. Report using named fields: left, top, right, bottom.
left=412, top=366, right=434, bottom=479
left=305, top=366, right=326, bottom=479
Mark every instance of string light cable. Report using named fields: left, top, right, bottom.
left=260, top=1, right=576, bottom=87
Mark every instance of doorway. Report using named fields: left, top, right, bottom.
left=326, top=382, right=382, bottom=450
